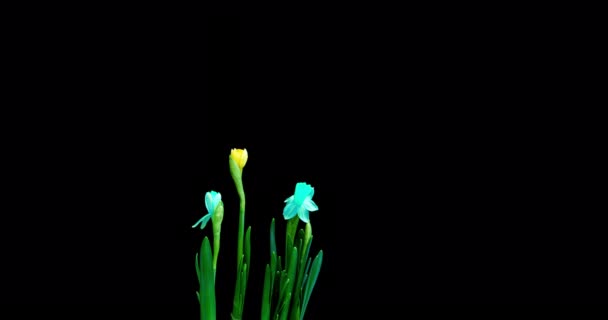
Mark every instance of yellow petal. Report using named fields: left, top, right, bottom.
left=230, top=148, right=248, bottom=170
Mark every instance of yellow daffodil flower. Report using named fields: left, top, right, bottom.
left=230, top=148, right=248, bottom=171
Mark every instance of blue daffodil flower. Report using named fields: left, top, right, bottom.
left=193, top=191, right=222, bottom=229
left=283, top=182, right=318, bottom=223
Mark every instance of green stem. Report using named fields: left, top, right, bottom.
left=229, top=157, right=246, bottom=270
left=285, top=217, right=298, bottom=264
left=200, top=237, right=216, bottom=320
left=213, top=231, right=220, bottom=281
left=236, top=179, right=245, bottom=269
left=231, top=169, right=247, bottom=320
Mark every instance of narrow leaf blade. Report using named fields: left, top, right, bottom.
left=200, top=237, right=216, bottom=320
left=245, top=226, right=252, bottom=274
left=195, top=252, right=201, bottom=287
left=270, top=218, right=277, bottom=254
left=301, top=250, right=323, bottom=320
left=261, top=264, right=271, bottom=320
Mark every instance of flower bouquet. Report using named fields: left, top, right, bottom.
left=193, top=148, right=323, bottom=320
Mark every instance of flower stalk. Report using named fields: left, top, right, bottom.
left=229, top=148, right=249, bottom=320
left=212, top=201, right=224, bottom=279
left=229, top=149, right=247, bottom=268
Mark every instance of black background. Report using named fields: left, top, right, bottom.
left=1, top=10, right=604, bottom=317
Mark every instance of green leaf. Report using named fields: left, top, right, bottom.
left=245, top=226, right=251, bottom=274
left=234, top=226, right=250, bottom=318
left=200, top=237, right=216, bottom=320
left=270, top=251, right=277, bottom=304
left=290, top=304, right=301, bottom=320
left=272, top=269, right=282, bottom=315
left=291, top=234, right=311, bottom=320
left=303, top=235, right=312, bottom=267
left=275, top=270, right=289, bottom=319
left=232, top=255, right=245, bottom=318
left=301, top=257, right=312, bottom=293
left=278, top=271, right=288, bottom=299
left=301, top=274, right=308, bottom=293
left=267, top=246, right=280, bottom=317
left=289, top=238, right=302, bottom=277
left=275, top=290, right=291, bottom=320
left=261, top=264, right=271, bottom=320
left=285, top=218, right=298, bottom=266
left=297, top=239, right=313, bottom=296
left=195, top=252, right=201, bottom=287
left=290, top=293, right=301, bottom=320
left=296, top=238, right=303, bottom=263
left=285, top=251, right=296, bottom=292
left=235, top=262, right=248, bottom=317
left=303, top=258, right=312, bottom=284
left=241, top=263, right=248, bottom=297
left=279, top=247, right=298, bottom=320
left=301, top=250, right=323, bottom=320
left=270, top=218, right=276, bottom=254
left=237, top=254, right=244, bottom=275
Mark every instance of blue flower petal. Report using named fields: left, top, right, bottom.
left=303, top=198, right=318, bottom=211
left=284, top=195, right=294, bottom=203
left=298, top=207, right=310, bottom=223
left=192, top=213, right=212, bottom=229
left=285, top=182, right=317, bottom=222
left=294, top=182, right=313, bottom=204
left=205, top=192, right=214, bottom=214
left=205, top=191, right=222, bottom=214
left=283, top=202, right=298, bottom=220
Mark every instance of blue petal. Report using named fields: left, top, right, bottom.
left=303, top=198, right=318, bottom=211
left=298, top=207, right=310, bottom=223
left=213, top=192, right=222, bottom=212
left=283, top=202, right=298, bottom=220
left=205, top=192, right=213, bottom=214
left=192, top=213, right=212, bottom=229
left=284, top=195, right=294, bottom=203
left=205, top=191, right=222, bottom=214
left=294, top=182, right=313, bottom=204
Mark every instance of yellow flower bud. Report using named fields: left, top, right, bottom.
left=230, top=148, right=248, bottom=170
